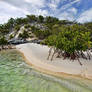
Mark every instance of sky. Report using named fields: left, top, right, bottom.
left=0, top=0, right=92, bottom=24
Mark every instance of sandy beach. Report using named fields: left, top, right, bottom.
left=16, top=43, right=92, bottom=80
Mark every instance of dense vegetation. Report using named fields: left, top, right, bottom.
left=0, top=15, right=92, bottom=64
left=44, top=25, right=92, bottom=65
left=0, top=36, right=8, bottom=49
left=0, top=15, right=75, bottom=40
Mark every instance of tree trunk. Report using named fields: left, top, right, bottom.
left=75, top=52, right=82, bottom=66
left=47, top=47, right=52, bottom=60
left=87, top=51, right=90, bottom=60
left=1, top=45, right=4, bottom=50
left=51, top=48, right=56, bottom=61
left=81, top=51, right=87, bottom=60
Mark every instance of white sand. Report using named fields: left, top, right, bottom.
left=16, top=43, right=92, bottom=79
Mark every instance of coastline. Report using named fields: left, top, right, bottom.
left=16, top=43, right=92, bottom=80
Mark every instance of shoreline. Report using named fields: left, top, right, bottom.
left=16, top=43, right=92, bottom=80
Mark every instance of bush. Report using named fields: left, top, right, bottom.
left=0, top=36, right=8, bottom=46
left=24, top=24, right=31, bottom=28
left=18, top=30, right=29, bottom=40
left=34, top=30, right=51, bottom=39
left=9, top=34, right=14, bottom=39
left=14, top=25, right=21, bottom=31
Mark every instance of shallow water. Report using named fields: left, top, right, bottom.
left=0, top=50, right=92, bottom=92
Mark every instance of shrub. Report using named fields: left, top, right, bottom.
left=45, top=26, right=92, bottom=65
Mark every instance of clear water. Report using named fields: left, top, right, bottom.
left=0, top=50, right=92, bottom=92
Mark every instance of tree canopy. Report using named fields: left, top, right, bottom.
left=44, top=25, right=92, bottom=65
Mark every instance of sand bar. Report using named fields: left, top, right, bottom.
left=16, top=43, right=92, bottom=80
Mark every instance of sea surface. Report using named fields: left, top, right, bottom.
left=0, top=50, right=92, bottom=92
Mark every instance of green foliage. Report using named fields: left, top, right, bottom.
left=31, top=26, right=38, bottom=32
left=18, top=30, right=29, bottom=40
left=38, top=15, right=44, bottom=23
left=45, top=16, right=59, bottom=23
left=0, top=36, right=8, bottom=45
left=45, top=26, right=92, bottom=54
left=7, top=18, right=15, bottom=28
left=59, top=20, right=75, bottom=25
left=44, top=35, right=57, bottom=46
left=9, top=34, right=14, bottom=39
left=24, top=24, right=31, bottom=28
left=0, top=24, right=9, bottom=35
left=14, top=25, right=21, bottom=31
left=34, top=30, right=51, bottom=39
left=84, top=22, right=92, bottom=41
left=15, top=18, right=28, bottom=25
left=26, top=15, right=37, bottom=22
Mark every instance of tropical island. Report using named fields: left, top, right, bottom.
left=0, top=15, right=92, bottom=92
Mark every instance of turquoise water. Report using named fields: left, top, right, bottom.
left=0, top=50, right=92, bottom=92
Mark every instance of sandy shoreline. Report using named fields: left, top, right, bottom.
left=16, top=43, right=92, bottom=80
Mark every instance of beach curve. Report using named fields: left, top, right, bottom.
left=16, top=43, right=92, bottom=80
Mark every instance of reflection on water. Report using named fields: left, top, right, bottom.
left=0, top=50, right=92, bottom=92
